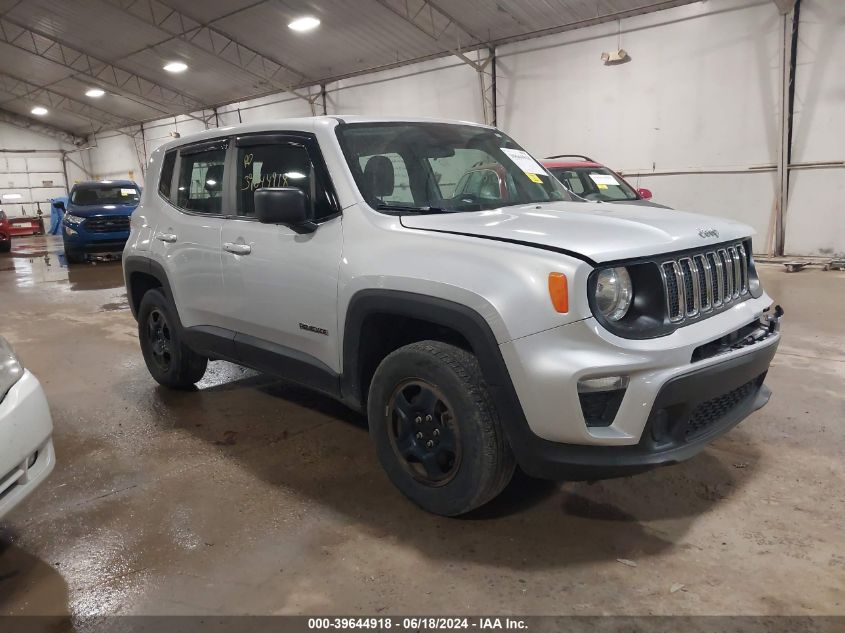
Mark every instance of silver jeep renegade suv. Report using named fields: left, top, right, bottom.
left=123, top=116, right=782, bottom=516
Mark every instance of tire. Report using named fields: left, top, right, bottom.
left=137, top=288, right=207, bottom=389
left=368, top=340, right=516, bottom=516
left=0, top=240, right=10, bottom=253
left=64, top=248, right=85, bottom=264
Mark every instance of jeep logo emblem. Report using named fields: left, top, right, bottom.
left=698, top=228, right=719, bottom=239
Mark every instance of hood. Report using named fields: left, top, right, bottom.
left=66, top=203, right=137, bottom=218
left=607, top=198, right=673, bottom=210
left=399, top=201, right=752, bottom=264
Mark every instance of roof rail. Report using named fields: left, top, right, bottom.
left=544, top=154, right=595, bottom=162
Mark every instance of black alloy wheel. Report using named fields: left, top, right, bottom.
left=386, top=379, right=461, bottom=486
left=146, top=308, right=172, bottom=371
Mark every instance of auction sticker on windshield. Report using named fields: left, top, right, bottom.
left=501, top=148, right=545, bottom=175
left=589, top=173, right=619, bottom=186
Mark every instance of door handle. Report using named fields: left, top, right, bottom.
left=156, top=233, right=177, bottom=243
left=223, top=242, right=251, bottom=255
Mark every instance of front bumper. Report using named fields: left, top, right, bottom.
left=63, top=225, right=130, bottom=254
left=498, top=295, right=781, bottom=478
left=514, top=339, right=775, bottom=479
left=0, top=370, right=56, bottom=520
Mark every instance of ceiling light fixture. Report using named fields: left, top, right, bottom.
left=288, top=16, right=320, bottom=32
left=2, top=193, right=23, bottom=200
left=85, top=88, right=105, bottom=98
left=31, top=106, right=48, bottom=115
left=163, top=61, right=188, bottom=73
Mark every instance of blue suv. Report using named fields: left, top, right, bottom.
left=59, top=180, right=140, bottom=263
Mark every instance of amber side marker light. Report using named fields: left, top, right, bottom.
left=548, top=272, right=569, bottom=313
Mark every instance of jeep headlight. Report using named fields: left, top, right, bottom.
left=594, top=267, right=633, bottom=322
left=64, top=213, right=84, bottom=224
left=0, top=336, right=24, bottom=402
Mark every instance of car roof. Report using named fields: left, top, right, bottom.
left=542, top=159, right=604, bottom=169
left=73, top=180, right=138, bottom=188
left=153, top=115, right=496, bottom=154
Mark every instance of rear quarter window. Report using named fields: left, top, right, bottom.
left=158, top=150, right=177, bottom=200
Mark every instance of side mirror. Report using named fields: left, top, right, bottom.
left=637, top=188, right=653, bottom=200
left=54, top=201, right=66, bottom=210
left=254, top=188, right=316, bottom=234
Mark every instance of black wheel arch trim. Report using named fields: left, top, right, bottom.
left=123, top=256, right=176, bottom=320
left=341, top=289, right=539, bottom=466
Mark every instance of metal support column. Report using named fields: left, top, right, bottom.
left=131, top=123, right=148, bottom=180
left=774, top=0, right=799, bottom=256
left=477, top=48, right=497, bottom=127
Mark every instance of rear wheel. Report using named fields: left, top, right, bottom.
left=0, top=240, right=10, bottom=253
left=368, top=340, right=516, bottom=516
left=137, top=288, right=207, bottom=389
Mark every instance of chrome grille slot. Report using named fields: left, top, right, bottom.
left=736, top=244, right=749, bottom=294
left=694, top=254, right=711, bottom=312
left=659, top=242, right=752, bottom=326
left=728, top=247, right=741, bottom=298
left=719, top=249, right=734, bottom=298
left=661, top=261, right=684, bottom=322
left=707, top=252, right=723, bottom=307
left=679, top=258, right=699, bottom=316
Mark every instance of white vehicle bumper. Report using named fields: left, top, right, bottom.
left=499, top=293, right=780, bottom=475
left=0, top=370, right=56, bottom=521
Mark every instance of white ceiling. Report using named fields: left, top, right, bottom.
left=0, top=0, right=700, bottom=136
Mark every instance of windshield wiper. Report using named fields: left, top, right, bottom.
left=376, top=203, right=448, bottom=215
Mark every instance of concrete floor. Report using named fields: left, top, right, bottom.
left=0, top=235, right=842, bottom=617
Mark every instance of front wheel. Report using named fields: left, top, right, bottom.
left=137, top=288, right=207, bottom=389
left=368, top=340, right=516, bottom=516
left=63, top=247, right=85, bottom=264
left=0, top=240, right=10, bottom=253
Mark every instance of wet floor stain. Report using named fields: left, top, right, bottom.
left=100, top=300, right=130, bottom=312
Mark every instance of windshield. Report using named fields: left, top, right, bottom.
left=336, top=122, right=570, bottom=213
left=71, top=185, right=140, bottom=206
left=548, top=166, right=637, bottom=202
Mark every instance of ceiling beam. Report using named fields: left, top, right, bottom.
left=102, top=0, right=317, bottom=106
left=0, top=16, right=208, bottom=117
left=0, top=107, right=86, bottom=144
left=487, top=0, right=703, bottom=47
left=373, top=0, right=485, bottom=70
left=0, top=73, right=134, bottom=132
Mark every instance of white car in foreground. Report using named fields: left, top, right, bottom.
left=0, top=336, right=55, bottom=520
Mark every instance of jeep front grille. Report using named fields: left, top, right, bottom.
left=660, top=243, right=749, bottom=323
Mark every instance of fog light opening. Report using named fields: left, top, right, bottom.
left=577, top=375, right=629, bottom=393
left=577, top=375, right=629, bottom=428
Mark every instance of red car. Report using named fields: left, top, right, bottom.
left=0, top=210, right=11, bottom=253
left=541, top=154, right=669, bottom=208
